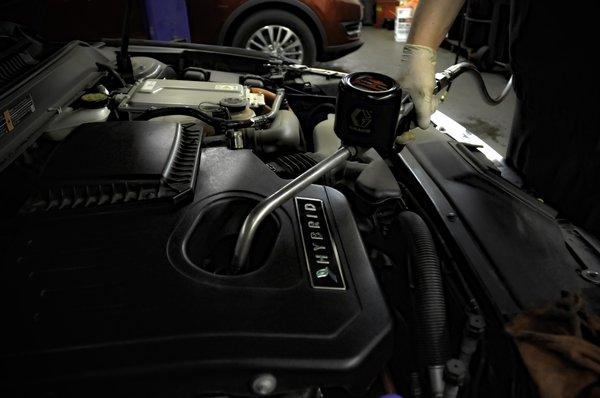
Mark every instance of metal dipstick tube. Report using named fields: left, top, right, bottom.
left=231, top=146, right=355, bottom=272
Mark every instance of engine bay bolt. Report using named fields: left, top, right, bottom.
left=443, top=359, right=467, bottom=398
left=581, top=269, right=600, bottom=284
left=465, top=314, right=485, bottom=338
left=251, top=373, right=277, bottom=396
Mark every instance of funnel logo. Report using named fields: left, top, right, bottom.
left=352, top=75, right=391, bottom=92
left=295, top=197, right=345, bottom=290
left=350, top=108, right=373, bottom=133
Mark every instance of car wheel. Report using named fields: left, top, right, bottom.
left=231, top=10, right=317, bottom=65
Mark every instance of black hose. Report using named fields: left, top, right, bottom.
left=134, top=107, right=253, bottom=133
left=95, top=62, right=126, bottom=88
left=398, top=211, right=450, bottom=372
left=437, top=62, right=513, bottom=105
left=135, top=107, right=217, bottom=124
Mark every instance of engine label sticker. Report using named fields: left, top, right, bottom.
left=214, top=84, right=241, bottom=92
left=139, top=80, right=158, bottom=93
left=0, top=94, right=35, bottom=137
left=295, top=197, right=346, bottom=290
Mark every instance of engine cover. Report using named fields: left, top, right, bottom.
left=0, top=146, right=392, bottom=397
left=20, top=121, right=201, bottom=213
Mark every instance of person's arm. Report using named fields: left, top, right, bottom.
left=397, top=0, right=465, bottom=129
left=408, top=0, right=465, bottom=48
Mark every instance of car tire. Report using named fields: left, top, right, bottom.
left=231, top=10, right=317, bottom=66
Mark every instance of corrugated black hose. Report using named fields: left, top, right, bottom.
left=398, top=211, right=450, bottom=396
left=134, top=107, right=253, bottom=134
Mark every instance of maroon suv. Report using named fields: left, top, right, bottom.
left=1, top=0, right=364, bottom=65
left=189, top=0, right=364, bottom=64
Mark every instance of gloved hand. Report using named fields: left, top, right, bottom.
left=396, top=44, right=438, bottom=129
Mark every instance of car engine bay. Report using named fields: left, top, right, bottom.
left=1, top=30, right=599, bottom=398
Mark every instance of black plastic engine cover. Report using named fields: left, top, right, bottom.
left=21, top=121, right=202, bottom=213
left=0, top=147, right=392, bottom=397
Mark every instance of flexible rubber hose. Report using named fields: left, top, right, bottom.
left=134, top=107, right=253, bottom=132
left=398, top=211, right=450, bottom=369
left=437, top=62, right=513, bottom=105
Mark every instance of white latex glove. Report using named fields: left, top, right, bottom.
left=397, top=44, right=439, bottom=129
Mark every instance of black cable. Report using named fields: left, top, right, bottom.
left=95, top=62, right=126, bottom=88
left=117, top=0, right=134, bottom=83
left=468, top=339, right=487, bottom=398
left=283, top=85, right=311, bottom=95
left=134, top=107, right=253, bottom=133
left=460, top=65, right=513, bottom=105
left=454, top=8, right=468, bottom=65
left=199, top=102, right=231, bottom=119
left=449, top=1, right=470, bottom=90
left=135, top=107, right=215, bottom=124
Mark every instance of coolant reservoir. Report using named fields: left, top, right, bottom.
left=45, top=92, right=111, bottom=141
left=45, top=107, right=110, bottom=141
left=313, top=113, right=341, bottom=157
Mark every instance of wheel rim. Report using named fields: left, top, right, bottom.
left=245, top=25, right=304, bottom=63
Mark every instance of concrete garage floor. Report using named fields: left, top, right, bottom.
left=317, top=27, right=515, bottom=155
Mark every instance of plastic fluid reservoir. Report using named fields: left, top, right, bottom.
left=313, top=113, right=341, bottom=157
left=45, top=93, right=111, bottom=141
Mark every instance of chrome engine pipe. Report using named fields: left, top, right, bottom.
left=231, top=146, right=355, bottom=272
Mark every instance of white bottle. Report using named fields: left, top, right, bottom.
left=395, top=5, right=414, bottom=43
